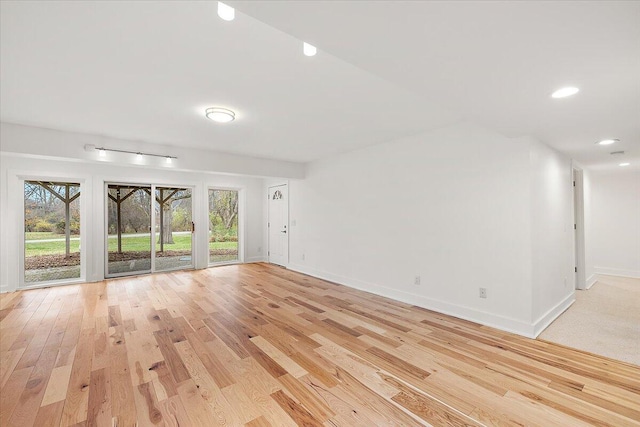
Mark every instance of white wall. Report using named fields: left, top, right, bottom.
left=0, top=122, right=305, bottom=179
left=587, top=170, right=640, bottom=278
left=0, top=152, right=267, bottom=293
left=283, top=123, right=575, bottom=337
left=287, top=122, right=542, bottom=335
left=529, top=139, right=574, bottom=334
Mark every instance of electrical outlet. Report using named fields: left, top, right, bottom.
left=479, top=288, right=487, bottom=298
left=257, top=246, right=262, bottom=253
left=414, top=276, right=421, bottom=286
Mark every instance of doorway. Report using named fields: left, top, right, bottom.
left=106, top=183, right=193, bottom=278
left=268, top=184, right=288, bottom=266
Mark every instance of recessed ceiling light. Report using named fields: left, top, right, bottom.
left=217, top=2, right=235, bottom=21
left=303, top=42, right=317, bottom=57
left=206, top=107, right=235, bottom=123
left=597, top=139, right=619, bottom=145
left=551, top=86, right=579, bottom=98
left=619, top=162, right=630, bottom=167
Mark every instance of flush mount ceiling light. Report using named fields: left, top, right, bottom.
left=619, top=162, right=630, bottom=167
left=217, top=2, right=235, bottom=21
left=597, top=139, right=619, bottom=145
left=303, top=42, right=317, bottom=57
left=205, top=107, right=235, bottom=123
left=551, top=86, right=579, bottom=98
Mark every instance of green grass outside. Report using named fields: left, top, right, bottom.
left=25, top=240, right=82, bottom=257
left=26, top=233, right=237, bottom=257
left=25, top=231, right=71, bottom=240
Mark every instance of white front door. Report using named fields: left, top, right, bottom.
left=268, top=184, right=288, bottom=266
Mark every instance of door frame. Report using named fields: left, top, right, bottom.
left=104, top=181, right=195, bottom=279
left=267, top=183, right=289, bottom=267
left=572, top=167, right=586, bottom=290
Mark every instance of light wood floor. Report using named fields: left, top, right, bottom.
left=1, top=264, right=639, bottom=426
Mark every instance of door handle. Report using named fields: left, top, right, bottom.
left=191, top=222, right=195, bottom=233
left=281, top=230, right=287, bottom=233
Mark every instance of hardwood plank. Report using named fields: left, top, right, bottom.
left=86, top=368, right=111, bottom=427
left=33, top=400, right=65, bottom=427
left=245, top=415, right=272, bottom=427
left=41, top=364, right=73, bottom=406
left=60, top=328, right=94, bottom=426
left=270, top=389, right=324, bottom=427
left=0, top=366, right=33, bottom=426
left=156, top=394, right=192, bottom=427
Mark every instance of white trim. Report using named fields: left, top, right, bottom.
left=531, top=292, right=575, bottom=337
left=287, top=263, right=539, bottom=338
left=245, top=256, right=267, bottom=263
left=572, top=165, right=586, bottom=290
left=594, top=267, right=640, bottom=279
left=586, top=274, right=598, bottom=289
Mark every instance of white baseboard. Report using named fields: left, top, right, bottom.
left=594, top=267, right=640, bottom=279
left=245, top=256, right=267, bottom=263
left=287, top=263, right=538, bottom=338
left=586, top=274, right=598, bottom=289
left=0, top=285, right=10, bottom=294
left=531, top=292, right=575, bottom=338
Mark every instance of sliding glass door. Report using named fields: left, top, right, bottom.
left=155, top=187, right=192, bottom=271
left=107, top=184, right=152, bottom=276
left=106, top=183, right=193, bottom=278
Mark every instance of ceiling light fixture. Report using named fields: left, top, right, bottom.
left=98, top=148, right=106, bottom=157
left=619, top=162, right=630, bottom=167
left=217, top=2, right=235, bottom=21
left=166, top=156, right=172, bottom=164
left=136, top=153, right=143, bottom=160
left=303, top=42, right=317, bottom=57
left=205, top=107, right=235, bottom=123
left=551, top=86, right=579, bottom=99
left=597, top=139, right=619, bottom=145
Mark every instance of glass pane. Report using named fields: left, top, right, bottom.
left=107, top=185, right=151, bottom=276
left=24, top=181, right=81, bottom=283
left=208, top=189, right=239, bottom=264
left=155, top=187, right=192, bottom=271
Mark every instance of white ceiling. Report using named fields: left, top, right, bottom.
left=1, top=1, right=639, bottom=169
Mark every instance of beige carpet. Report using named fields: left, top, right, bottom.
left=539, top=275, right=640, bottom=366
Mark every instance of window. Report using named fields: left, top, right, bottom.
left=208, top=189, right=239, bottom=264
left=24, top=181, right=81, bottom=284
